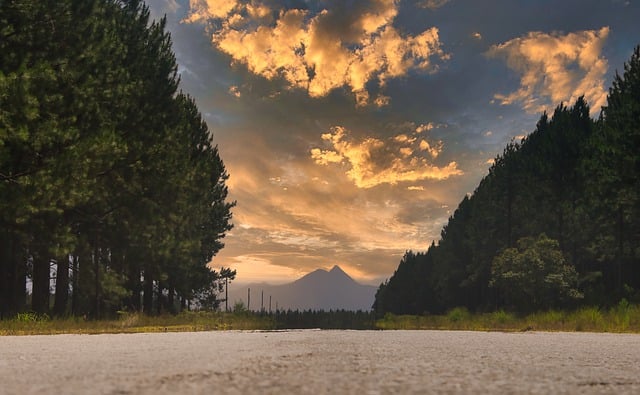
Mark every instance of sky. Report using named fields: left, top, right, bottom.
left=146, top=0, right=640, bottom=285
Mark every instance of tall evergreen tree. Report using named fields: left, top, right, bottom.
left=375, top=47, right=640, bottom=313
left=0, top=0, right=235, bottom=318
left=584, top=46, right=640, bottom=297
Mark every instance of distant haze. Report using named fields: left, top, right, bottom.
left=227, top=266, right=377, bottom=311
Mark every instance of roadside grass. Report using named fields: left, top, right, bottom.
left=0, top=311, right=275, bottom=336
left=376, top=302, right=640, bottom=333
left=2, top=302, right=639, bottom=335
left=375, top=308, right=520, bottom=331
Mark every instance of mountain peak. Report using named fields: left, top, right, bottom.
left=329, top=265, right=345, bottom=274
left=297, top=265, right=353, bottom=284
left=228, top=264, right=377, bottom=311
left=330, top=264, right=354, bottom=277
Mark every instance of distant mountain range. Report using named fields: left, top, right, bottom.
left=226, top=266, right=376, bottom=311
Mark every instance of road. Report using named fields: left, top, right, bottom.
left=1, top=330, right=639, bottom=394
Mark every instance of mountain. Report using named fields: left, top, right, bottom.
left=227, top=266, right=377, bottom=311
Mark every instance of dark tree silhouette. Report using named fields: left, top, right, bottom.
left=0, top=0, right=234, bottom=318
left=375, top=46, right=640, bottom=314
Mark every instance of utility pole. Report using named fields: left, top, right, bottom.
left=247, top=288, right=251, bottom=311
left=269, top=295, right=272, bottom=314
left=225, top=277, right=229, bottom=312
left=261, top=290, right=264, bottom=313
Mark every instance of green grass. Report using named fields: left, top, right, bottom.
left=0, top=311, right=276, bottom=336
left=2, top=302, right=639, bottom=335
left=375, top=302, right=640, bottom=333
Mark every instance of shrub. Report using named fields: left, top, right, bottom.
left=447, top=307, right=470, bottom=323
left=490, top=234, right=583, bottom=311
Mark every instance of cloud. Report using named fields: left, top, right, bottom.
left=212, top=139, right=456, bottom=282
left=418, top=139, right=443, bottom=158
left=487, top=27, right=609, bottom=115
left=373, top=94, right=391, bottom=107
left=415, top=122, right=435, bottom=133
left=228, top=85, right=241, bottom=97
left=148, top=0, right=640, bottom=285
left=184, top=0, right=239, bottom=22
left=419, top=0, right=451, bottom=10
left=311, top=125, right=462, bottom=188
left=185, top=0, right=447, bottom=106
left=217, top=254, right=304, bottom=284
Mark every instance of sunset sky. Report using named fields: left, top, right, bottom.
left=146, top=0, right=640, bottom=285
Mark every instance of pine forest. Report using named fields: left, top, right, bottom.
left=0, top=0, right=235, bottom=319
left=375, top=46, right=640, bottom=315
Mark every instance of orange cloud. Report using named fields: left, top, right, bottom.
left=185, top=0, right=447, bottom=106
left=310, top=126, right=462, bottom=188
left=487, top=27, right=609, bottom=115
left=419, top=139, right=442, bottom=158
left=210, top=123, right=461, bottom=283
left=228, top=85, right=241, bottom=97
left=415, top=123, right=435, bottom=133
left=185, top=0, right=239, bottom=22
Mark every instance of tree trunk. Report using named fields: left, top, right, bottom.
left=71, top=255, right=80, bottom=316
left=0, top=234, right=10, bottom=318
left=143, top=268, right=153, bottom=315
left=53, top=255, right=70, bottom=316
left=506, top=169, right=513, bottom=248
left=558, top=206, right=565, bottom=253
left=93, top=246, right=101, bottom=319
left=167, top=284, right=175, bottom=314
left=8, top=236, right=27, bottom=315
left=13, top=258, right=27, bottom=314
left=31, top=252, right=50, bottom=314
left=156, top=282, right=163, bottom=315
left=127, top=263, right=141, bottom=311
left=617, top=206, right=624, bottom=295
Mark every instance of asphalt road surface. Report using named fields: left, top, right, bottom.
left=1, top=330, right=640, bottom=394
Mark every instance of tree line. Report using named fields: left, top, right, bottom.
left=271, top=309, right=375, bottom=330
left=231, top=305, right=376, bottom=330
left=0, top=0, right=235, bottom=318
left=375, top=46, right=640, bottom=315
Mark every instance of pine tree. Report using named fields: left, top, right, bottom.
left=1, top=0, right=235, bottom=318
left=585, top=46, right=640, bottom=297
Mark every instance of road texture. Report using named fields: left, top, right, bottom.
left=1, top=330, right=639, bottom=394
